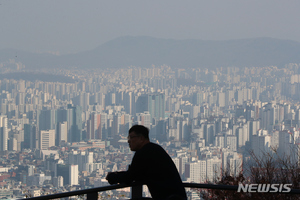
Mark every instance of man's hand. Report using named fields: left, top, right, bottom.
left=106, top=172, right=118, bottom=184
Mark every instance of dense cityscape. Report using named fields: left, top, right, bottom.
left=0, top=63, right=300, bottom=199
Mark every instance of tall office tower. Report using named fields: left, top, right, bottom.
left=37, top=109, right=56, bottom=131
left=67, top=104, right=83, bottom=142
left=69, top=165, right=78, bottom=186
left=123, top=91, right=135, bottom=115
left=40, top=129, right=55, bottom=150
left=24, top=123, right=38, bottom=149
left=55, top=164, right=69, bottom=186
left=136, top=93, right=165, bottom=120
left=0, top=115, right=8, bottom=151
left=57, top=121, right=68, bottom=145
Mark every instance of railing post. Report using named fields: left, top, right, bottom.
left=131, top=184, right=143, bottom=199
left=87, top=191, right=98, bottom=200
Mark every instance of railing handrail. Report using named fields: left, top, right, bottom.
left=21, top=182, right=300, bottom=200
left=21, top=183, right=130, bottom=200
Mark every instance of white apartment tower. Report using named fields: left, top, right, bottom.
left=58, top=121, right=68, bottom=145
left=0, top=115, right=8, bottom=151
left=69, top=165, right=78, bottom=186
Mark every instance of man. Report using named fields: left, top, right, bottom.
left=106, top=125, right=187, bottom=200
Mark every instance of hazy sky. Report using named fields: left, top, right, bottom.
left=1, top=0, right=300, bottom=55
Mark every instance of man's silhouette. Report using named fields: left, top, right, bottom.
left=106, top=125, right=187, bottom=200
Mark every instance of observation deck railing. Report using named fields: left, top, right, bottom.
left=21, top=182, right=300, bottom=200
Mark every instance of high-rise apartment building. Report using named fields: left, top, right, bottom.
left=69, top=165, right=78, bottom=186
left=0, top=115, right=8, bottom=151
left=57, top=121, right=68, bottom=145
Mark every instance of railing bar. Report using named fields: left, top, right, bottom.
left=21, top=183, right=130, bottom=200
left=21, top=182, right=300, bottom=200
left=183, top=183, right=238, bottom=190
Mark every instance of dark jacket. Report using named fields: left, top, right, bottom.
left=106, top=142, right=187, bottom=200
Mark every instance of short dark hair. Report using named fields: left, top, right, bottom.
left=129, top=125, right=149, bottom=140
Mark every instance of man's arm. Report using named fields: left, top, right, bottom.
left=106, top=171, right=128, bottom=184
left=106, top=152, right=144, bottom=185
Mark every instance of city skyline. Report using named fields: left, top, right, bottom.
left=0, top=64, right=300, bottom=198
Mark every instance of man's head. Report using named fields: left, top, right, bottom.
left=127, top=125, right=150, bottom=151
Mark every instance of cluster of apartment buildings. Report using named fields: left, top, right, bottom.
left=0, top=63, right=300, bottom=198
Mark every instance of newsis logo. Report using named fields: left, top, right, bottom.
left=237, top=184, right=292, bottom=193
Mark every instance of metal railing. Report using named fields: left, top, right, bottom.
left=21, top=182, right=300, bottom=200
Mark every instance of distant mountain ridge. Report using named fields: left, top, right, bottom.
left=1, top=36, right=300, bottom=70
